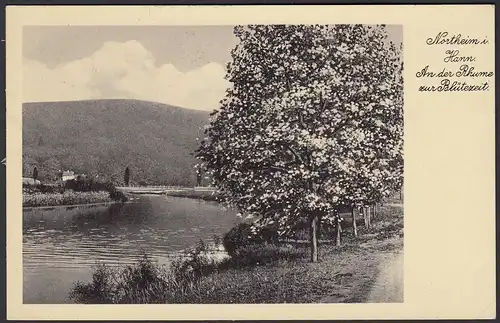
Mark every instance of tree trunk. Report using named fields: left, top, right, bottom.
left=351, top=207, right=358, bottom=237
left=335, top=216, right=342, bottom=246
left=310, top=214, right=319, bottom=262
left=372, top=204, right=377, bottom=220
left=366, top=206, right=372, bottom=229
left=317, top=214, right=322, bottom=241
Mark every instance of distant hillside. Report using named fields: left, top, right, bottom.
left=22, top=99, right=211, bottom=186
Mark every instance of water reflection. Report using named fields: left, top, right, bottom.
left=23, top=196, right=239, bottom=303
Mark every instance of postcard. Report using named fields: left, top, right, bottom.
left=5, top=4, right=495, bottom=320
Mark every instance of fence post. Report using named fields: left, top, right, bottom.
left=363, top=206, right=371, bottom=229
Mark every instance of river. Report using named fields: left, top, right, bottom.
left=23, top=195, right=240, bottom=304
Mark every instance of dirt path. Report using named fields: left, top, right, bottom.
left=366, top=251, right=404, bottom=303
left=386, top=203, right=404, bottom=208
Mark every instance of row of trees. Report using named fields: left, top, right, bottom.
left=196, top=24, right=403, bottom=262
left=25, top=162, right=208, bottom=187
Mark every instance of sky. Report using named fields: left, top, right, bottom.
left=23, top=25, right=402, bottom=111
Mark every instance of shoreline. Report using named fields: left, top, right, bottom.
left=127, top=191, right=167, bottom=195
left=22, top=200, right=132, bottom=211
left=165, top=190, right=220, bottom=201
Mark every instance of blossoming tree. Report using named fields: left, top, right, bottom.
left=196, top=24, right=403, bottom=262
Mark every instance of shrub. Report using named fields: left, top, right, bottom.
left=62, top=178, right=128, bottom=202
left=69, top=264, right=116, bottom=304
left=259, top=226, right=280, bottom=245
left=69, top=254, right=214, bottom=304
left=65, top=178, right=116, bottom=193
left=222, top=222, right=283, bottom=257
left=113, top=256, right=172, bottom=304
left=70, top=256, right=177, bottom=304
left=222, top=223, right=256, bottom=256
left=171, top=239, right=223, bottom=283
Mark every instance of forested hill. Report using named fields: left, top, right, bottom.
left=22, top=99, right=211, bottom=186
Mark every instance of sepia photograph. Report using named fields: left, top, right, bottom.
left=6, top=4, right=496, bottom=320
left=21, top=24, right=404, bottom=305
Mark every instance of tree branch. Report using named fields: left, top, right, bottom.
left=280, top=143, right=304, bottom=164
left=318, top=92, right=328, bottom=116
left=268, top=165, right=288, bottom=172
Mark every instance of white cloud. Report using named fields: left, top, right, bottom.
left=23, top=40, right=230, bottom=111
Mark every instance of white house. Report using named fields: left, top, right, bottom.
left=61, top=170, right=75, bottom=181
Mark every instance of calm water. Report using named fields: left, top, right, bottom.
left=23, top=195, right=239, bottom=304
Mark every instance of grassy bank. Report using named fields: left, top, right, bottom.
left=69, top=204, right=403, bottom=304
left=23, top=178, right=128, bottom=207
left=189, top=236, right=402, bottom=303
left=166, top=188, right=220, bottom=201
left=23, top=190, right=113, bottom=208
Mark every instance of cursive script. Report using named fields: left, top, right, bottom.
left=417, top=31, right=493, bottom=93
left=426, top=32, right=488, bottom=46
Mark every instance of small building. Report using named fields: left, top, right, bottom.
left=61, top=170, right=75, bottom=181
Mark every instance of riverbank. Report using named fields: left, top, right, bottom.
left=116, top=186, right=219, bottom=201
left=23, top=191, right=112, bottom=208
left=188, top=223, right=403, bottom=303
left=166, top=188, right=219, bottom=201
left=23, top=179, right=129, bottom=208
left=23, top=200, right=132, bottom=211
left=69, top=204, right=403, bottom=304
